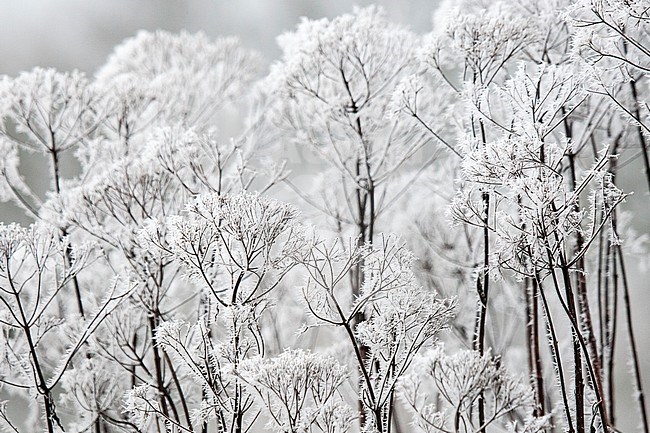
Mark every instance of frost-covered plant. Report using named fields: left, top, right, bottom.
left=0, top=5, right=648, bottom=433
left=400, top=346, right=549, bottom=433
left=265, top=8, right=458, bottom=427
left=29, top=29, right=268, bottom=432
left=0, top=68, right=104, bottom=211
left=0, top=68, right=108, bottom=320
left=96, top=30, right=261, bottom=141
left=267, top=6, right=431, bottom=246
left=60, top=355, right=124, bottom=431
left=124, top=192, right=310, bottom=432
left=408, top=12, right=538, bottom=430
left=240, top=349, right=352, bottom=433
left=0, top=223, right=130, bottom=433
left=133, top=307, right=263, bottom=433
left=142, top=192, right=308, bottom=306
left=414, top=0, right=538, bottom=347
left=444, top=27, right=630, bottom=432
left=424, top=1, right=536, bottom=87
left=568, top=0, right=650, bottom=192
left=300, top=234, right=455, bottom=432
left=568, top=0, right=650, bottom=76
left=405, top=2, right=649, bottom=432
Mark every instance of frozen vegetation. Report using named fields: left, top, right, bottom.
left=0, top=1, right=649, bottom=433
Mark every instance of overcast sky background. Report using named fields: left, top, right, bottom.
left=0, top=2, right=647, bottom=430
left=0, top=0, right=437, bottom=76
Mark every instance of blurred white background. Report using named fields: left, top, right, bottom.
left=0, top=0, right=437, bottom=75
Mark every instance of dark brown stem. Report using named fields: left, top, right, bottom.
left=50, top=148, right=86, bottom=318
left=610, top=137, right=649, bottom=433
left=567, top=146, right=604, bottom=424
left=607, top=242, right=618, bottom=425
left=616, top=240, right=649, bottom=433
left=148, top=314, right=170, bottom=420
left=629, top=79, right=650, bottom=193
left=6, top=258, right=61, bottom=433
left=560, top=261, right=585, bottom=433
left=544, top=229, right=609, bottom=430
left=537, top=273, right=574, bottom=433
left=475, top=117, right=490, bottom=433
left=526, top=277, right=545, bottom=416
left=164, top=352, right=193, bottom=431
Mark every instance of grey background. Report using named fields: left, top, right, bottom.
left=0, top=0, right=436, bottom=76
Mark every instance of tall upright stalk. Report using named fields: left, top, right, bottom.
left=615, top=241, right=649, bottom=433
left=609, top=146, right=649, bottom=433
left=525, top=277, right=545, bottom=416
left=49, top=146, right=86, bottom=318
